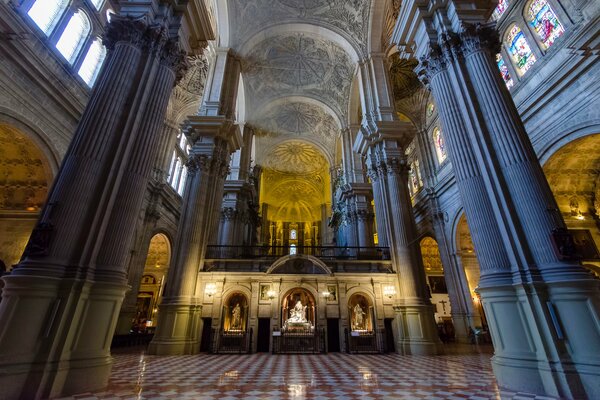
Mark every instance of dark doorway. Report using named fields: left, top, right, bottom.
left=257, top=318, right=270, bottom=352
left=327, top=318, right=340, bottom=352
left=384, top=318, right=395, bottom=353
left=200, top=317, right=212, bottom=352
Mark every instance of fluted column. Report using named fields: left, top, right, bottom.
left=148, top=116, right=240, bottom=355
left=415, top=21, right=600, bottom=400
left=363, top=134, right=441, bottom=355
left=0, top=14, right=187, bottom=399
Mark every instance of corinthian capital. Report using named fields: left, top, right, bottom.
left=459, top=23, right=500, bottom=57
left=103, top=15, right=189, bottom=84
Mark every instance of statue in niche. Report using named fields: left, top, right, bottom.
left=353, top=303, right=366, bottom=330
left=288, top=300, right=308, bottom=323
left=231, top=303, right=242, bottom=330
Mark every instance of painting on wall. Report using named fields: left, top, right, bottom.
left=428, top=276, right=448, bottom=294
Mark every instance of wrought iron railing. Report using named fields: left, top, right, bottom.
left=272, top=328, right=326, bottom=354
left=344, top=329, right=387, bottom=354
left=211, top=328, right=252, bottom=354
left=205, top=245, right=391, bottom=261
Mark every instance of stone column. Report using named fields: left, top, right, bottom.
left=0, top=14, right=187, bottom=399
left=397, top=6, right=600, bottom=395
left=427, top=193, right=481, bottom=343
left=148, top=116, right=240, bottom=355
left=360, top=125, right=441, bottom=355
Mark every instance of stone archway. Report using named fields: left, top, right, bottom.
left=543, top=133, right=600, bottom=275
left=281, top=287, right=316, bottom=331
left=0, top=123, right=53, bottom=270
left=132, top=233, right=171, bottom=333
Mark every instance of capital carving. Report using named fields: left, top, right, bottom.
left=103, top=15, right=189, bottom=84
left=221, top=207, right=238, bottom=220
left=459, top=23, right=500, bottom=57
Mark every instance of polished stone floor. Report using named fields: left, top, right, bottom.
left=55, top=346, right=558, bottom=399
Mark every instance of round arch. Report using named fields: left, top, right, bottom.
left=237, top=22, right=362, bottom=63
left=254, top=95, right=344, bottom=131
left=0, top=111, right=61, bottom=175
left=537, top=122, right=600, bottom=165
left=348, top=291, right=375, bottom=332
left=266, top=254, right=332, bottom=275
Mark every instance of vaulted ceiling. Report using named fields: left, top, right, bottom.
left=225, top=0, right=373, bottom=222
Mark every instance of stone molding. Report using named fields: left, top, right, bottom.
left=103, top=15, right=189, bottom=83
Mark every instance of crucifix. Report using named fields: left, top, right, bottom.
left=438, top=300, right=448, bottom=314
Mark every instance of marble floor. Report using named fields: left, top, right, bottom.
left=55, top=346, right=558, bottom=400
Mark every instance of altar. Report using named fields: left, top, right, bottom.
left=273, top=288, right=324, bottom=353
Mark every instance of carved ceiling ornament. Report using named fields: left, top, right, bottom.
left=228, top=0, right=370, bottom=54
left=242, top=33, right=354, bottom=120
left=0, top=124, right=51, bottom=212
left=542, top=134, right=600, bottom=216
left=262, top=140, right=329, bottom=175
left=252, top=100, right=339, bottom=158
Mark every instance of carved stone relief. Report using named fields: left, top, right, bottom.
left=243, top=33, right=354, bottom=120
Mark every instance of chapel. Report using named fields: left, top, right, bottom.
left=0, top=0, right=599, bottom=399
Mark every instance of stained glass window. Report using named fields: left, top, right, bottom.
left=492, top=0, right=509, bottom=20
left=28, top=0, right=69, bottom=35
left=409, top=161, right=423, bottom=194
left=506, top=25, right=536, bottom=75
left=527, top=0, right=565, bottom=49
left=290, top=229, right=297, bottom=240
left=56, top=11, right=91, bottom=65
left=433, top=127, right=447, bottom=164
left=426, top=103, right=435, bottom=118
left=496, top=54, right=514, bottom=89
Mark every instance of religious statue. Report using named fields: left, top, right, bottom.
left=231, top=303, right=242, bottom=330
left=288, top=300, right=307, bottom=323
left=353, top=303, right=366, bottom=330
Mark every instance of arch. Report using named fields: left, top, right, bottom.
left=281, top=286, right=317, bottom=330
left=367, top=0, right=387, bottom=54
left=257, top=134, right=335, bottom=169
left=56, top=9, right=92, bottom=65
left=348, top=292, right=374, bottom=332
left=0, top=110, right=61, bottom=174
left=222, top=291, right=249, bottom=332
left=504, top=23, right=537, bottom=76
left=214, top=0, right=230, bottom=48
left=537, top=122, right=600, bottom=165
left=237, top=23, right=361, bottom=64
left=254, top=95, right=344, bottom=131
left=27, top=0, right=70, bottom=35
left=347, top=73, right=362, bottom=126
left=0, top=123, right=56, bottom=268
left=78, top=37, right=107, bottom=86
left=523, top=0, right=565, bottom=50
left=267, top=254, right=332, bottom=275
left=420, top=236, right=444, bottom=275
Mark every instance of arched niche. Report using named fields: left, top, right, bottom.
left=132, top=233, right=171, bottom=332
left=542, top=133, right=600, bottom=273
left=0, top=123, right=54, bottom=269
left=455, top=214, right=480, bottom=296
left=223, top=292, right=249, bottom=332
left=348, top=293, right=373, bottom=332
left=281, top=287, right=316, bottom=331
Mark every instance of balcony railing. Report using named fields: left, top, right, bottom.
left=205, top=245, right=391, bottom=261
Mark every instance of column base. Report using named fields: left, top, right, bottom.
left=451, top=312, right=482, bottom=344
left=0, top=274, right=127, bottom=400
left=147, top=302, right=203, bottom=355
left=393, top=302, right=443, bottom=355
left=479, top=279, right=600, bottom=399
